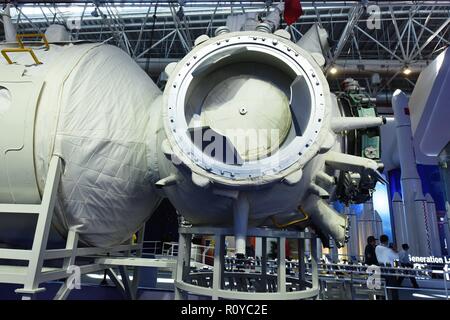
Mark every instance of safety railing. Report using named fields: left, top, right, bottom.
left=16, top=33, right=50, bottom=50
left=142, top=241, right=179, bottom=257
left=190, top=244, right=237, bottom=266
left=312, top=261, right=450, bottom=300
left=142, top=239, right=450, bottom=300
left=182, top=253, right=450, bottom=300
left=142, top=241, right=162, bottom=255
left=1, top=33, right=49, bottom=65
left=382, top=266, right=450, bottom=300
left=162, top=242, right=179, bottom=256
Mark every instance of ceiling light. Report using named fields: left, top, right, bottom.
left=403, top=66, right=412, bottom=75
left=329, top=66, right=338, bottom=75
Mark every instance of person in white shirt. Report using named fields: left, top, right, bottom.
left=375, top=234, right=400, bottom=300
left=375, top=234, right=399, bottom=266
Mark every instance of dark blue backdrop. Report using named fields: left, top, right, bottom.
left=388, top=165, right=448, bottom=255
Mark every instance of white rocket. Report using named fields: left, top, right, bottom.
left=345, top=206, right=359, bottom=259
left=444, top=202, right=450, bottom=254
left=392, top=192, right=408, bottom=247
left=392, top=90, right=441, bottom=256
left=357, top=200, right=383, bottom=255
left=414, top=191, right=435, bottom=255
left=425, top=193, right=442, bottom=256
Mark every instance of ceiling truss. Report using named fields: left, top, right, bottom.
left=1, top=1, right=449, bottom=99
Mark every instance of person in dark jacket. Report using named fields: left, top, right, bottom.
left=364, top=236, right=378, bottom=265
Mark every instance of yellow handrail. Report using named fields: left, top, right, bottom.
left=16, top=33, right=50, bottom=50
left=1, top=33, right=49, bottom=65
left=271, top=206, right=310, bottom=229
left=1, top=48, right=42, bottom=65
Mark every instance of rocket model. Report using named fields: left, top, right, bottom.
left=357, top=200, right=383, bottom=256
left=391, top=91, right=441, bottom=256
left=425, top=193, right=442, bottom=255
left=344, top=206, right=359, bottom=259
left=392, top=192, right=408, bottom=247
left=444, top=202, right=450, bottom=254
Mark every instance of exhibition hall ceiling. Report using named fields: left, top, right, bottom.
left=1, top=1, right=449, bottom=108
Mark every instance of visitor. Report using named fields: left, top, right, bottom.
left=376, top=234, right=400, bottom=300
left=398, top=243, right=419, bottom=288
left=364, top=236, right=378, bottom=265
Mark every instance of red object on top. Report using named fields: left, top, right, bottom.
left=284, top=0, right=303, bottom=25
left=285, top=240, right=291, bottom=258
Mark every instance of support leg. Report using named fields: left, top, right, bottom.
left=52, top=228, right=80, bottom=300
left=298, top=238, right=306, bottom=290
left=131, top=226, right=146, bottom=298
left=174, top=233, right=191, bottom=300
left=54, top=280, right=73, bottom=301
left=277, top=237, right=286, bottom=293
left=310, top=235, right=319, bottom=299
left=212, top=234, right=225, bottom=300
left=261, top=237, right=267, bottom=292
left=63, top=228, right=79, bottom=269
left=119, top=265, right=135, bottom=300
left=233, top=194, right=249, bottom=256
left=16, top=156, right=62, bottom=299
left=106, top=268, right=126, bottom=298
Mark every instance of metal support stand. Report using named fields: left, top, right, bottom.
left=53, top=228, right=79, bottom=300
left=175, top=232, right=192, bottom=300
left=261, top=236, right=267, bottom=291
left=174, top=226, right=319, bottom=300
left=0, top=155, right=176, bottom=300
left=0, top=156, right=62, bottom=299
left=131, top=227, right=145, bottom=295
left=277, top=237, right=286, bottom=294
left=298, top=238, right=306, bottom=290
left=212, top=234, right=225, bottom=300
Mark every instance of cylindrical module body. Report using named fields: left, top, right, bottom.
left=0, top=43, right=162, bottom=247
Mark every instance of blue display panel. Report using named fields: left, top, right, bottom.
left=334, top=178, right=392, bottom=239
left=373, top=181, right=393, bottom=239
